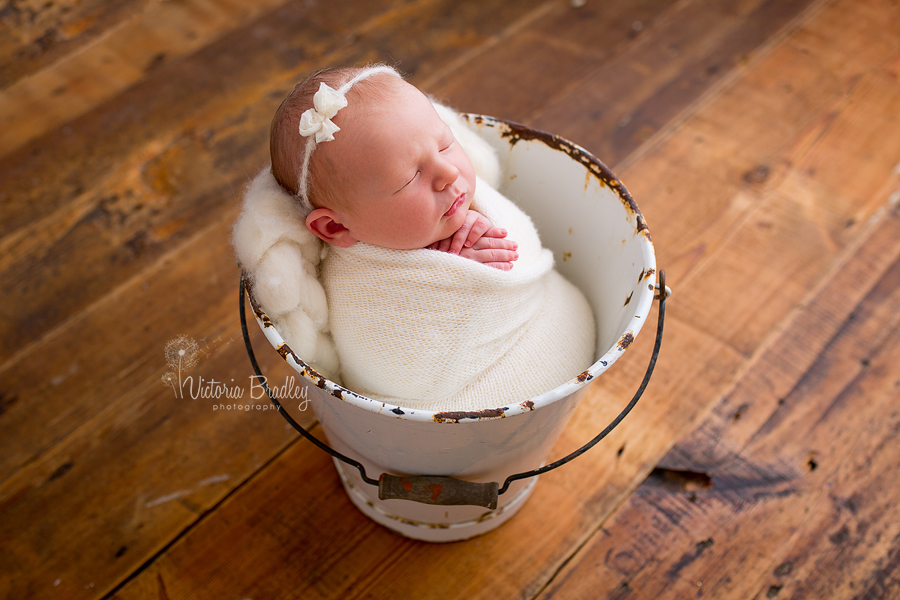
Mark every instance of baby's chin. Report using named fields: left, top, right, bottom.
left=445, top=199, right=471, bottom=231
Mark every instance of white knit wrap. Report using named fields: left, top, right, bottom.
left=321, top=178, right=596, bottom=411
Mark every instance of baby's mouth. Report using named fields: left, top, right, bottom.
left=443, top=193, right=465, bottom=218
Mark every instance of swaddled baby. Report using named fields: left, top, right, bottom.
left=233, top=65, right=595, bottom=412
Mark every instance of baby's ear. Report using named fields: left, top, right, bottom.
left=306, top=208, right=357, bottom=247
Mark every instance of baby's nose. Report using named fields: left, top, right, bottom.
left=435, top=160, right=459, bottom=190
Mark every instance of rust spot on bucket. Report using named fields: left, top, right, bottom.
left=465, top=115, right=647, bottom=236
left=429, top=484, right=443, bottom=500
left=618, top=332, right=635, bottom=350
left=433, top=407, right=508, bottom=423
left=576, top=370, right=593, bottom=383
left=243, top=274, right=274, bottom=327
left=521, top=400, right=535, bottom=410
left=624, top=291, right=633, bottom=306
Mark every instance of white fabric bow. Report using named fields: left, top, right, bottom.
left=298, top=82, right=348, bottom=143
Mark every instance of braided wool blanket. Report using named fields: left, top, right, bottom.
left=233, top=104, right=595, bottom=411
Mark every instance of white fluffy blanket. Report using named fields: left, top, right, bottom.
left=233, top=103, right=596, bottom=411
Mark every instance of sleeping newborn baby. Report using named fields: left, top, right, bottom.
left=233, top=65, right=595, bottom=412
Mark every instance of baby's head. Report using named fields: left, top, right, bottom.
left=270, top=65, right=476, bottom=250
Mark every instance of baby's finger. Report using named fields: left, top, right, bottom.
left=464, top=247, right=519, bottom=264
left=484, top=261, right=514, bottom=271
left=436, top=237, right=453, bottom=253
left=480, top=227, right=508, bottom=240
left=448, top=216, right=478, bottom=254
left=463, top=217, right=491, bottom=248
left=470, top=236, right=518, bottom=251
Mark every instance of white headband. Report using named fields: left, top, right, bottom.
left=296, top=65, right=402, bottom=211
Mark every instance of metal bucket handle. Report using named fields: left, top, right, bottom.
left=239, top=271, right=668, bottom=510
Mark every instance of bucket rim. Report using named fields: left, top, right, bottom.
left=246, top=115, right=657, bottom=424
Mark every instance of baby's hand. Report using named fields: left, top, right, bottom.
left=428, top=210, right=519, bottom=271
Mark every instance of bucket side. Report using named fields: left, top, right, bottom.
left=460, top=115, right=657, bottom=377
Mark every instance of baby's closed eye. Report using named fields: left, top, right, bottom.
left=395, top=171, right=418, bottom=193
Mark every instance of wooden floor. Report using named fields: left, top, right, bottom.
left=2, top=0, right=899, bottom=598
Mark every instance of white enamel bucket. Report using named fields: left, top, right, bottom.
left=241, top=115, right=662, bottom=542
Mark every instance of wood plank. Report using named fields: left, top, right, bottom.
left=0, top=0, right=146, bottom=90
left=525, top=0, right=820, bottom=167
left=669, top=69, right=900, bottom=356
left=0, top=216, right=261, bottom=480
left=533, top=204, right=900, bottom=598
left=0, top=0, right=291, bottom=158
left=0, top=217, right=304, bottom=597
left=426, top=0, right=679, bottom=122
left=750, top=388, right=900, bottom=599
left=0, top=296, right=304, bottom=598
left=0, top=0, right=547, bottom=365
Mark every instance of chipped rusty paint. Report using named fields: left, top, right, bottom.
left=576, top=370, right=593, bottom=383
left=245, top=271, right=336, bottom=392
left=624, top=291, right=633, bottom=306
left=618, top=332, right=635, bottom=350
left=521, top=400, right=535, bottom=411
left=433, top=407, right=509, bottom=423
left=243, top=274, right=274, bottom=328
left=465, top=115, right=649, bottom=238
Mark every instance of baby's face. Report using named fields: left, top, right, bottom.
left=320, top=79, right=476, bottom=249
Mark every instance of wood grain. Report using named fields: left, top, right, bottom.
left=537, top=205, right=900, bottom=599
left=2, top=0, right=900, bottom=598
left=0, top=0, right=546, bottom=364
left=0, top=0, right=290, bottom=158
left=0, top=0, right=146, bottom=90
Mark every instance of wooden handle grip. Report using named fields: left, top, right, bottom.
left=378, top=474, right=499, bottom=509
